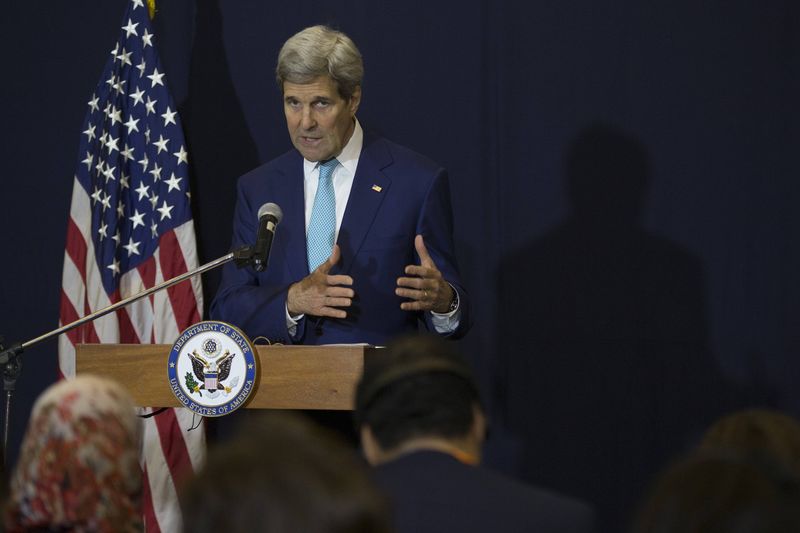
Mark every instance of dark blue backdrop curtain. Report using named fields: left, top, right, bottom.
left=2, top=1, right=798, bottom=531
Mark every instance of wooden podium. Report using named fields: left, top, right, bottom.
left=75, top=344, right=377, bottom=411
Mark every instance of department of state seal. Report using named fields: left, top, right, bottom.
left=168, top=321, right=258, bottom=417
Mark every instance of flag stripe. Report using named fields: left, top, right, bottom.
left=60, top=257, right=86, bottom=329
left=58, top=289, right=83, bottom=345
left=154, top=408, right=195, bottom=485
left=115, top=307, right=141, bottom=344
left=173, top=408, right=205, bottom=470
left=65, top=220, right=90, bottom=282
left=173, top=221, right=204, bottom=305
left=140, top=466, right=163, bottom=533
left=58, top=290, right=82, bottom=378
left=159, top=228, right=201, bottom=328
left=67, top=175, right=93, bottom=242
left=142, top=414, right=183, bottom=532
left=119, top=267, right=152, bottom=343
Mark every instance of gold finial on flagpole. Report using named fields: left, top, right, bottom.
left=146, top=0, right=156, bottom=19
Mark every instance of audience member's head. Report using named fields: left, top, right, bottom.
left=633, top=452, right=800, bottom=533
left=5, top=375, right=142, bottom=532
left=354, top=334, right=485, bottom=466
left=699, top=408, right=800, bottom=476
left=180, top=411, right=390, bottom=533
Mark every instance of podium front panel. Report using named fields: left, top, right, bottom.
left=76, top=344, right=374, bottom=410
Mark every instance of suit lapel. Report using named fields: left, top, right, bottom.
left=272, top=153, right=309, bottom=280
left=337, top=136, right=392, bottom=275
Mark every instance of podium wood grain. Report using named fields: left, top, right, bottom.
left=75, top=344, right=374, bottom=410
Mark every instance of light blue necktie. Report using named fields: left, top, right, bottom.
left=306, top=158, right=339, bottom=272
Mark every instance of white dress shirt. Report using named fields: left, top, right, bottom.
left=287, top=119, right=459, bottom=337
left=302, top=120, right=363, bottom=239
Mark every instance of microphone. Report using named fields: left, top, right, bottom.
left=252, top=203, right=283, bottom=272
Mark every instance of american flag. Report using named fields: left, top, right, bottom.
left=58, top=0, right=204, bottom=531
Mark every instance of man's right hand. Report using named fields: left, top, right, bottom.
left=287, top=245, right=354, bottom=319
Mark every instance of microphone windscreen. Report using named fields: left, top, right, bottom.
left=257, top=202, right=283, bottom=224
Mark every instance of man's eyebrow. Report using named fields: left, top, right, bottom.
left=284, top=95, right=331, bottom=101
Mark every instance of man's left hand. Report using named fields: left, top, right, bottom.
left=396, top=235, right=455, bottom=314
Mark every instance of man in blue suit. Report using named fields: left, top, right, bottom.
left=355, top=334, right=595, bottom=533
left=210, top=25, right=469, bottom=345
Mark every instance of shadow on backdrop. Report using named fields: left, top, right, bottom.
left=495, top=123, right=751, bottom=533
left=180, top=0, right=260, bottom=316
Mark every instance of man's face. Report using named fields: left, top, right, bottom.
left=283, top=76, right=361, bottom=162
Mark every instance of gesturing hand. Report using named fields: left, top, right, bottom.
left=287, top=245, right=354, bottom=318
left=396, top=235, right=454, bottom=314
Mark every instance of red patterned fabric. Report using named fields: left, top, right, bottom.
left=5, top=376, right=143, bottom=532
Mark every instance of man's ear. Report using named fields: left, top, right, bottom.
left=471, top=404, right=488, bottom=447
left=360, top=425, right=382, bottom=466
left=348, top=86, right=362, bottom=115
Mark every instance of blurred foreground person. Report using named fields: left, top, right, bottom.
left=633, top=452, right=800, bottom=533
left=180, top=412, right=390, bottom=533
left=4, top=375, right=143, bottom=532
left=632, top=408, right=800, bottom=533
left=354, top=334, right=594, bottom=533
left=699, top=408, right=800, bottom=476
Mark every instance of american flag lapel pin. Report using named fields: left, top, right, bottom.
left=371, top=184, right=382, bottom=192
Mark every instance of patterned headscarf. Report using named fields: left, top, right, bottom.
left=5, top=375, right=143, bottom=532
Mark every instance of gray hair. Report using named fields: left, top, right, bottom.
left=276, top=25, right=363, bottom=100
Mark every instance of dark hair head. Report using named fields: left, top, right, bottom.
left=633, top=452, right=800, bottom=533
left=180, top=412, right=390, bottom=533
left=354, top=334, right=482, bottom=451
